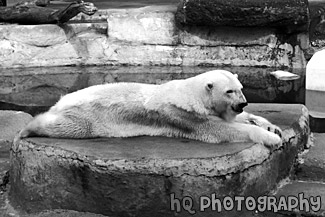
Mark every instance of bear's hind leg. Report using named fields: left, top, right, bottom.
left=19, top=112, right=93, bottom=139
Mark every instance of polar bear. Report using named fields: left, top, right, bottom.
left=19, top=70, right=282, bottom=147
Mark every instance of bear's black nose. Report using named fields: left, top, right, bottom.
left=238, top=102, right=248, bottom=109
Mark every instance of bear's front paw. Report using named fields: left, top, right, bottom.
left=248, top=126, right=282, bottom=149
left=263, top=130, right=282, bottom=149
left=264, top=123, right=282, bottom=139
left=249, top=118, right=282, bottom=138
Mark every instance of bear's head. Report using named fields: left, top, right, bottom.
left=199, top=70, right=247, bottom=122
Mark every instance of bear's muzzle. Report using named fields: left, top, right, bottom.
left=231, top=102, right=248, bottom=113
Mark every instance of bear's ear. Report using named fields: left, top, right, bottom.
left=234, top=74, right=238, bottom=78
left=206, top=82, right=214, bottom=91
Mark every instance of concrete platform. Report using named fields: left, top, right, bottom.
left=9, top=104, right=309, bottom=217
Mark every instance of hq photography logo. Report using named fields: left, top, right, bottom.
left=170, top=193, right=321, bottom=214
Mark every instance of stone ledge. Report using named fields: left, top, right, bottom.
left=9, top=104, right=309, bottom=216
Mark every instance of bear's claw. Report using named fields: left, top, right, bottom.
left=263, top=130, right=282, bottom=149
left=266, top=124, right=282, bottom=138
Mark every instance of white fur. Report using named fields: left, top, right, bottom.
left=19, top=70, right=282, bottom=147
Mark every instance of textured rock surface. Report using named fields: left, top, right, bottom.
left=107, top=6, right=177, bottom=45
left=0, top=111, right=32, bottom=217
left=0, top=66, right=306, bottom=115
left=0, top=110, right=32, bottom=178
left=295, top=133, right=325, bottom=181
left=105, top=6, right=306, bottom=68
left=175, top=0, right=308, bottom=29
left=0, top=23, right=108, bottom=68
left=9, top=104, right=309, bottom=217
left=309, top=0, right=325, bottom=49
left=0, top=6, right=307, bottom=68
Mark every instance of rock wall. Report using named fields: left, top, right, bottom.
left=0, top=6, right=308, bottom=68
left=175, top=0, right=309, bottom=29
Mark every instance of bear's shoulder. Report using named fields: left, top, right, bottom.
left=144, top=78, right=210, bottom=115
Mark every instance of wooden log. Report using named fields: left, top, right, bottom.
left=0, top=1, right=97, bottom=24
left=176, top=0, right=309, bottom=29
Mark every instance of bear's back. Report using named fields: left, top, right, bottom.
left=51, top=82, right=157, bottom=112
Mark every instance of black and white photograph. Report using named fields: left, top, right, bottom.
left=0, top=0, right=324, bottom=216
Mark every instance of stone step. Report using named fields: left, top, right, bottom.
left=9, top=104, right=309, bottom=217
left=273, top=180, right=325, bottom=216
left=295, top=133, right=325, bottom=181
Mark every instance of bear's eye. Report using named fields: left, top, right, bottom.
left=226, top=90, right=234, bottom=94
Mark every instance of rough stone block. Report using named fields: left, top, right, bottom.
left=0, top=23, right=108, bottom=68
left=106, top=43, right=297, bottom=67
left=1, top=25, right=66, bottom=47
left=179, top=26, right=278, bottom=47
left=105, top=44, right=182, bottom=65
left=175, top=0, right=309, bottom=29
left=9, top=104, right=309, bottom=216
left=107, top=7, right=177, bottom=45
